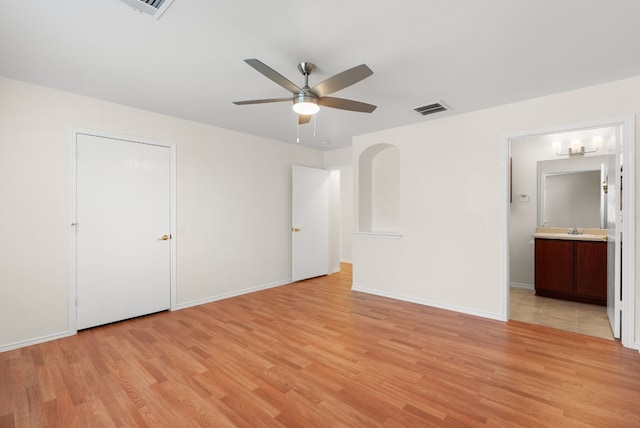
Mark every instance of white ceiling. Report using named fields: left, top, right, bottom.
left=2, top=0, right=640, bottom=150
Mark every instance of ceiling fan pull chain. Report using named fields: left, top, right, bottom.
left=296, top=118, right=300, bottom=143
left=313, top=114, right=317, bottom=139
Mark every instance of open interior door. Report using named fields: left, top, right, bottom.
left=606, top=130, right=622, bottom=339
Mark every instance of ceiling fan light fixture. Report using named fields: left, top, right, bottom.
left=292, top=94, right=320, bottom=115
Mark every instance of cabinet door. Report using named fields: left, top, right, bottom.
left=575, top=241, right=607, bottom=299
left=535, top=239, right=573, bottom=293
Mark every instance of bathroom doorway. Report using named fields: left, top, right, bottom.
left=505, top=117, right=635, bottom=347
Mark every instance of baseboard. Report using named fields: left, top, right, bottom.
left=340, top=259, right=353, bottom=264
left=0, top=331, right=72, bottom=354
left=510, top=282, right=534, bottom=290
left=174, top=279, right=292, bottom=311
left=2, top=280, right=293, bottom=353
left=331, top=267, right=341, bottom=274
left=351, top=286, right=504, bottom=321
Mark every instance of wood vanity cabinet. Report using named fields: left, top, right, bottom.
left=534, top=238, right=607, bottom=305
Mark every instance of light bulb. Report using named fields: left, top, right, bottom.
left=571, top=139, right=582, bottom=153
left=593, top=136, right=604, bottom=149
left=292, top=94, right=319, bottom=115
left=292, top=101, right=320, bottom=115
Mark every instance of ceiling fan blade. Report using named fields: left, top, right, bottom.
left=244, top=59, right=302, bottom=94
left=233, top=97, right=292, bottom=105
left=298, top=114, right=311, bottom=125
left=319, top=97, right=377, bottom=113
left=311, top=64, right=373, bottom=97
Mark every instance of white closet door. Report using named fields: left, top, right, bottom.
left=76, top=133, right=171, bottom=330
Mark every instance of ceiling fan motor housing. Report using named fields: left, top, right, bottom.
left=294, top=93, right=318, bottom=104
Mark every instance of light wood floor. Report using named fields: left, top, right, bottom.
left=510, top=287, right=615, bottom=341
left=3, top=263, right=640, bottom=427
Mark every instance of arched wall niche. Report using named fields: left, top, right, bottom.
left=358, top=143, right=400, bottom=234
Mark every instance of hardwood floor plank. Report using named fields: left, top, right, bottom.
left=254, top=386, right=324, bottom=428
left=97, top=374, right=151, bottom=427
left=150, top=380, right=235, bottom=427
left=3, top=263, right=640, bottom=427
left=0, top=359, right=14, bottom=419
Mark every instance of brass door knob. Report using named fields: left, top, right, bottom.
left=160, top=234, right=169, bottom=240
left=292, top=227, right=300, bottom=232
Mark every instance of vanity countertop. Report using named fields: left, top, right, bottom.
left=532, top=227, right=608, bottom=242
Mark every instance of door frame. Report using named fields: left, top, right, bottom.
left=68, top=128, right=177, bottom=334
left=502, top=115, right=636, bottom=349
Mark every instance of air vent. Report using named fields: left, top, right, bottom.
left=119, top=0, right=174, bottom=19
left=413, top=102, right=449, bottom=116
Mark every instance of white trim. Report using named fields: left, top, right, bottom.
left=340, top=258, right=353, bottom=264
left=69, top=132, right=78, bottom=334
left=501, top=129, right=511, bottom=322
left=502, top=117, right=634, bottom=142
left=620, top=115, right=636, bottom=349
left=503, top=115, right=636, bottom=348
left=69, top=127, right=178, bottom=335
left=0, top=331, right=72, bottom=354
left=169, top=144, right=177, bottom=311
left=174, top=280, right=292, bottom=311
left=356, top=231, right=403, bottom=239
left=352, top=286, right=504, bottom=321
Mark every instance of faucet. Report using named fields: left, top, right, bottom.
left=568, top=227, right=582, bottom=235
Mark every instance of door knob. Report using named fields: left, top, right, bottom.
left=160, top=234, right=170, bottom=240
left=292, top=227, right=300, bottom=232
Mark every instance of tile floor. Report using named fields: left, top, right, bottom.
left=510, top=287, right=615, bottom=340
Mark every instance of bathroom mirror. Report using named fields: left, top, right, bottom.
left=538, top=155, right=607, bottom=228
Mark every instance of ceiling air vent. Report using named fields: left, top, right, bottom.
left=119, top=0, right=174, bottom=19
left=413, top=102, right=449, bottom=116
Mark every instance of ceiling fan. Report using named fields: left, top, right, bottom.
left=233, top=59, right=377, bottom=125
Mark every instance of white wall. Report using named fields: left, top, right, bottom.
left=353, top=76, right=640, bottom=338
left=371, top=146, right=401, bottom=232
left=339, top=166, right=353, bottom=262
left=329, top=170, right=341, bottom=272
left=0, top=76, right=324, bottom=350
left=324, top=147, right=352, bottom=168
left=324, top=147, right=354, bottom=264
left=510, top=139, right=547, bottom=286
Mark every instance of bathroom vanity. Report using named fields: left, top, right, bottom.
left=533, top=228, right=607, bottom=306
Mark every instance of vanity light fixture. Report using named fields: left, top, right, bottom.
left=553, top=136, right=603, bottom=157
